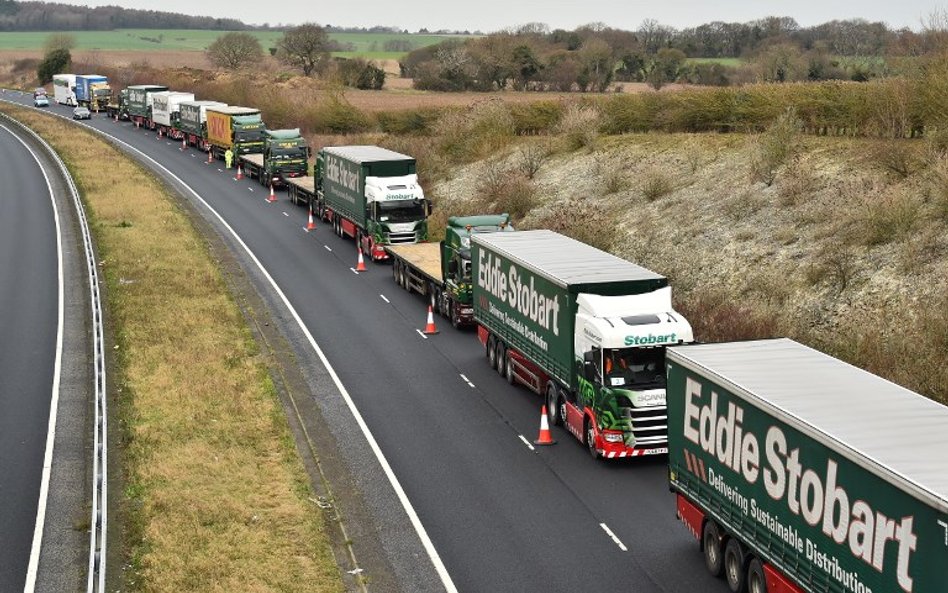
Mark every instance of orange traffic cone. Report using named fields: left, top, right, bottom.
left=267, top=184, right=277, bottom=203
left=422, top=305, right=439, bottom=335
left=206, top=148, right=213, bottom=164
left=305, top=206, right=316, bottom=231
left=534, top=406, right=557, bottom=445
left=356, top=247, right=367, bottom=272
left=236, top=164, right=244, bottom=180
left=180, top=137, right=187, bottom=151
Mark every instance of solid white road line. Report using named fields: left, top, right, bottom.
left=415, top=329, right=428, bottom=340
left=6, top=107, right=461, bottom=593
left=518, top=435, right=536, bottom=451
left=459, top=374, right=475, bottom=388
left=3, top=125, right=65, bottom=593
left=379, top=294, right=390, bottom=303
left=599, top=523, right=628, bottom=552
left=324, top=245, right=332, bottom=252
left=282, top=211, right=289, bottom=217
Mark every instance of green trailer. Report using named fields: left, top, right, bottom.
left=472, top=229, right=694, bottom=459
left=667, top=338, right=948, bottom=593
left=315, top=145, right=430, bottom=261
left=125, top=84, right=168, bottom=125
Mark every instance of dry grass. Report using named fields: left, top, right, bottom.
left=0, top=105, right=343, bottom=593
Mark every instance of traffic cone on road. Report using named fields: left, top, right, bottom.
left=305, top=206, right=316, bottom=231
left=236, top=164, right=244, bottom=180
left=422, top=305, right=439, bottom=335
left=356, top=247, right=367, bottom=272
left=534, top=406, right=557, bottom=446
left=206, top=148, right=213, bottom=164
left=267, top=184, right=277, bottom=203
left=180, top=137, right=187, bottom=151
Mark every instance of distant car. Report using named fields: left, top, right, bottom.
left=34, top=96, right=49, bottom=107
left=33, top=87, right=47, bottom=98
left=73, top=106, right=91, bottom=120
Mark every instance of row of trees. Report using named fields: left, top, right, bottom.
left=402, top=17, right=948, bottom=92
left=206, top=25, right=385, bottom=89
left=0, top=1, right=244, bottom=31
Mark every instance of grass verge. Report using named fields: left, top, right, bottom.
left=0, top=104, right=344, bottom=593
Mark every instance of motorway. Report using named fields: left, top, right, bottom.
left=2, top=95, right=725, bottom=593
left=0, top=121, right=60, bottom=591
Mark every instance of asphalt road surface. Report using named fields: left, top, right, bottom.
left=0, top=121, right=60, bottom=592
left=3, top=95, right=728, bottom=593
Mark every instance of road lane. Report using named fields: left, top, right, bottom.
left=0, top=123, right=60, bottom=593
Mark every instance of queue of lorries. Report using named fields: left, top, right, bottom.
left=40, top=72, right=947, bottom=593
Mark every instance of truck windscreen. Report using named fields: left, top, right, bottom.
left=377, top=200, right=425, bottom=223
left=236, top=130, right=266, bottom=143
left=605, top=347, right=666, bottom=389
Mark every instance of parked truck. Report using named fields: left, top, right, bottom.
left=205, top=106, right=265, bottom=158
left=74, top=74, right=110, bottom=111
left=105, top=88, right=128, bottom=120
left=667, top=338, right=948, bottom=593
left=149, top=91, right=194, bottom=138
left=472, top=229, right=693, bottom=459
left=388, top=214, right=514, bottom=328
left=237, top=129, right=308, bottom=187
left=52, top=74, right=77, bottom=106
left=176, top=100, right=227, bottom=149
left=315, top=146, right=430, bottom=261
left=125, top=84, right=168, bottom=127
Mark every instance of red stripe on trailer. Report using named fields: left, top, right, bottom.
left=676, top=494, right=704, bottom=541
left=684, top=449, right=696, bottom=475
left=697, top=458, right=707, bottom=482
left=763, top=564, right=804, bottom=593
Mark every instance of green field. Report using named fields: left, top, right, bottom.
left=0, top=29, right=462, bottom=59
left=685, top=57, right=744, bottom=67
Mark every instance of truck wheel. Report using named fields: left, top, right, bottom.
left=392, top=261, right=400, bottom=284
left=451, top=303, right=461, bottom=329
left=545, top=384, right=560, bottom=425
left=495, top=342, right=506, bottom=377
left=702, top=521, right=724, bottom=577
left=585, top=418, right=599, bottom=459
left=487, top=334, right=497, bottom=369
left=724, top=538, right=746, bottom=593
left=746, top=558, right=767, bottom=593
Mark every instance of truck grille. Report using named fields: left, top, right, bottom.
left=626, top=405, right=668, bottom=446
left=386, top=231, right=418, bottom=245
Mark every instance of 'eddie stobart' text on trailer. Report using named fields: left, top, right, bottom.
left=667, top=338, right=948, bottom=593
left=472, top=230, right=694, bottom=459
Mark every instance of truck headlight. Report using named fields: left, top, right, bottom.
left=602, top=430, right=624, bottom=443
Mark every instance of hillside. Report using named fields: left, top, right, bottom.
left=429, top=131, right=948, bottom=403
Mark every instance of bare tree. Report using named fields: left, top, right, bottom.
left=43, top=32, right=76, bottom=54
left=276, top=23, right=331, bottom=76
left=206, top=32, right=263, bottom=70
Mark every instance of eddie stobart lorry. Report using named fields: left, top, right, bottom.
left=314, top=146, right=430, bottom=260
left=125, top=84, right=168, bottom=127
left=205, top=105, right=265, bottom=159
left=472, top=229, right=694, bottom=459
left=148, top=91, right=194, bottom=138
left=176, top=100, right=227, bottom=150
left=237, top=129, right=309, bottom=187
left=667, top=338, right=948, bottom=593
left=388, top=214, right=514, bottom=328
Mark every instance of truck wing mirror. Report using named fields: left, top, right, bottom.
left=583, top=360, right=597, bottom=382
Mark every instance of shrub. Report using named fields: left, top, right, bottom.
left=641, top=169, right=674, bottom=201
left=860, top=190, right=922, bottom=246
left=37, top=48, right=70, bottom=84
left=435, top=100, right=515, bottom=163
left=516, top=143, right=549, bottom=180
left=335, top=58, right=385, bottom=90
left=601, top=166, right=630, bottom=194
left=305, top=92, right=372, bottom=134
left=749, top=108, right=802, bottom=186
left=554, top=104, right=600, bottom=151
left=868, top=140, right=920, bottom=179
left=509, top=101, right=564, bottom=135
left=524, top=198, right=617, bottom=252
left=675, top=289, right=781, bottom=343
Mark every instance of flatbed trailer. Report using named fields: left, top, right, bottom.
left=386, top=242, right=442, bottom=294
left=237, top=153, right=268, bottom=185
left=285, top=176, right=316, bottom=207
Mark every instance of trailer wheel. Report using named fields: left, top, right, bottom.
left=545, top=384, right=560, bottom=425
left=505, top=352, right=516, bottom=384
left=487, top=334, right=497, bottom=369
left=746, top=558, right=766, bottom=593
left=494, top=342, right=506, bottom=377
left=392, top=261, right=400, bottom=284
left=450, top=302, right=462, bottom=329
left=724, top=538, right=746, bottom=593
left=702, top=521, right=724, bottom=577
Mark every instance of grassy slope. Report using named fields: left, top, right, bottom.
left=431, top=132, right=948, bottom=403
left=0, top=104, right=344, bottom=593
left=0, top=29, right=460, bottom=58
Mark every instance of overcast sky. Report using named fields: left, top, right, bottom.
left=55, top=0, right=941, bottom=31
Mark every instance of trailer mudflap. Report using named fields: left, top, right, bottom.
left=676, top=494, right=704, bottom=541
left=763, top=564, right=804, bottom=593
